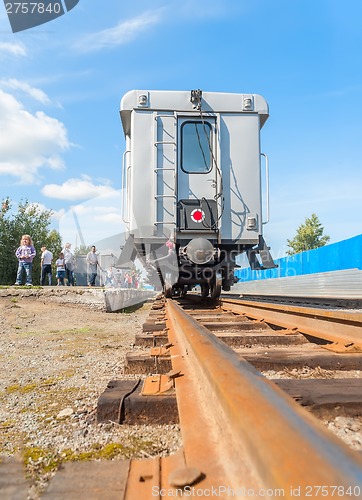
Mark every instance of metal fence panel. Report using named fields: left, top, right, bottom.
left=236, top=234, right=362, bottom=282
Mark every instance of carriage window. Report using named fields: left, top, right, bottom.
left=181, top=121, right=212, bottom=173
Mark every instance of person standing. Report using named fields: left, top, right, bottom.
left=55, top=252, right=66, bottom=286
left=62, top=242, right=75, bottom=286
left=105, top=267, right=114, bottom=287
left=86, top=245, right=99, bottom=286
left=15, top=235, right=36, bottom=286
left=40, top=245, right=53, bottom=286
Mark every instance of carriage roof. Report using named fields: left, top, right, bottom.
left=120, top=90, right=269, bottom=136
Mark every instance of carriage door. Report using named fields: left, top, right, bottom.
left=177, top=117, right=218, bottom=232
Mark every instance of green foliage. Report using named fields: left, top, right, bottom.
left=286, top=213, right=330, bottom=255
left=0, top=198, right=62, bottom=285
left=73, top=244, right=92, bottom=256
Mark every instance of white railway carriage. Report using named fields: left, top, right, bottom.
left=119, top=89, right=276, bottom=298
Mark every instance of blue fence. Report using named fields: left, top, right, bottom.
left=236, top=234, right=362, bottom=282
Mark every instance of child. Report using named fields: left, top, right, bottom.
left=56, top=252, right=66, bottom=286
left=62, top=242, right=75, bottom=286
left=105, top=267, right=114, bottom=287
left=15, top=235, right=36, bottom=286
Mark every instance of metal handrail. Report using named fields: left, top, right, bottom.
left=154, top=194, right=176, bottom=198
left=153, top=112, right=177, bottom=230
left=121, top=150, right=131, bottom=224
left=261, top=152, right=269, bottom=225
left=154, top=140, right=177, bottom=146
left=154, top=114, right=177, bottom=121
left=154, top=221, right=177, bottom=225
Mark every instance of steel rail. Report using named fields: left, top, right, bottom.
left=163, top=299, right=362, bottom=497
left=222, top=297, right=362, bottom=350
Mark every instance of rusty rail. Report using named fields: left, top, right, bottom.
left=222, top=297, right=362, bottom=352
left=155, top=299, right=362, bottom=497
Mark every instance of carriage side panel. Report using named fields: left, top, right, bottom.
left=219, top=114, right=262, bottom=244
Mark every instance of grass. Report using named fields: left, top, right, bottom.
left=22, top=437, right=157, bottom=488
left=0, top=374, right=76, bottom=401
left=5, top=382, right=38, bottom=394
left=49, top=327, right=91, bottom=335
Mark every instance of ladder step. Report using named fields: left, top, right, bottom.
left=154, top=113, right=177, bottom=228
left=155, top=114, right=177, bottom=120
left=154, top=141, right=176, bottom=146
left=155, top=222, right=176, bottom=225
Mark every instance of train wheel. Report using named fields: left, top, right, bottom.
left=163, top=273, right=173, bottom=298
left=209, top=272, right=222, bottom=299
left=200, top=283, right=209, bottom=299
left=180, top=285, right=188, bottom=297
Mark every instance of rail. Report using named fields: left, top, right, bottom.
left=159, top=299, right=362, bottom=496
left=221, top=297, right=362, bottom=352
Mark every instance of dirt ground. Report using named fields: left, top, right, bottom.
left=0, top=290, right=140, bottom=336
left=0, top=291, right=181, bottom=498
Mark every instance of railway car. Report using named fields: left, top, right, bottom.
left=118, top=89, right=276, bottom=298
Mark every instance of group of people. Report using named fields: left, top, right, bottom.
left=38, top=241, right=76, bottom=287
left=14, top=234, right=93, bottom=287
left=104, top=268, right=139, bottom=289
left=15, top=234, right=77, bottom=286
left=124, top=271, right=140, bottom=289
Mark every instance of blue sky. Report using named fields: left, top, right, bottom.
left=0, top=0, right=361, bottom=257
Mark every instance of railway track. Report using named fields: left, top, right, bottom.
left=50, top=294, right=362, bottom=498
left=161, top=296, right=362, bottom=496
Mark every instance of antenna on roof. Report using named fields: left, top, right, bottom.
left=190, top=89, right=202, bottom=110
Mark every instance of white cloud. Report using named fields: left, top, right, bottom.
left=0, top=42, right=27, bottom=57
left=41, top=176, right=117, bottom=201
left=0, top=90, right=69, bottom=184
left=70, top=203, right=121, bottom=216
left=58, top=190, right=126, bottom=246
left=74, top=11, right=161, bottom=52
left=0, top=79, right=51, bottom=105
left=94, top=212, right=123, bottom=223
left=22, top=201, right=65, bottom=221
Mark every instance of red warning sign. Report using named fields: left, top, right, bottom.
left=190, top=209, right=205, bottom=223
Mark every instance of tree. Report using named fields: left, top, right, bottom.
left=0, top=198, right=62, bottom=285
left=0, top=198, right=13, bottom=285
left=286, top=213, right=330, bottom=255
left=74, top=244, right=92, bottom=257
